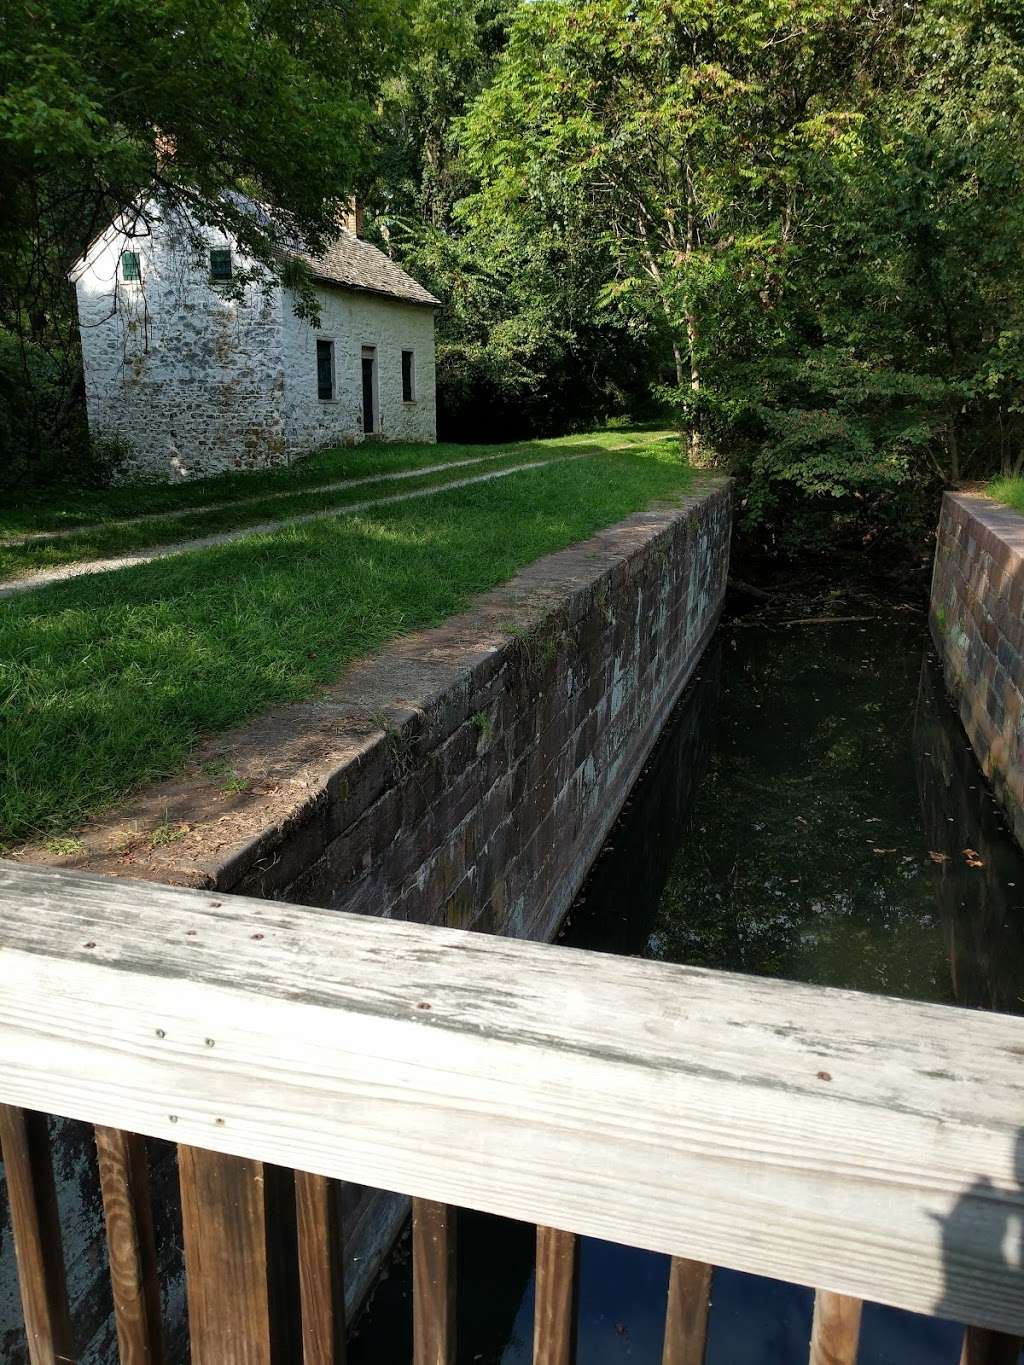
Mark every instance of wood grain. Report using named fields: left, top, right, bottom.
left=296, top=1170, right=346, bottom=1364
left=94, top=1126, right=163, bottom=1365
left=534, top=1227, right=577, bottom=1365
left=412, top=1198, right=456, bottom=1365
left=809, top=1291, right=862, bottom=1365
left=960, top=1326, right=1024, bottom=1364
left=662, top=1258, right=712, bottom=1365
left=1, top=862, right=1024, bottom=1334
left=179, top=1147, right=299, bottom=1365
left=0, top=1104, right=73, bottom=1365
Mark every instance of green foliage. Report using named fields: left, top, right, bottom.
left=449, top=0, right=1024, bottom=553
left=0, top=0, right=413, bottom=482
left=0, top=429, right=688, bottom=847
left=986, top=476, right=1024, bottom=514
left=362, top=0, right=664, bottom=439
left=389, top=217, right=661, bottom=439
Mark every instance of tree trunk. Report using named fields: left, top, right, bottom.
left=683, top=154, right=714, bottom=469
left=946, top=409, right=961, bottom=484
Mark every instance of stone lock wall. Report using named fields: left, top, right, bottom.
left=14, top=480, right=731, bottom=1351
left=41, top=479, right=732, bottom=936
left=930, top=491, right=1024, bottom=848
left=249, top=481, right=727, bottom=935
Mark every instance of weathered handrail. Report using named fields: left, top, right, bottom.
left=1, top=859, right=1023, bottom=1363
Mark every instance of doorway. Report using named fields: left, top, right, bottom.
left=361, top=348, right=377, bottom=434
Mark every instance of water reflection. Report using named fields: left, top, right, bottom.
left=352, top=609, right=1024, bottom=1364
left=553, top=616, right=1023, bottom=1365
left=629, top=618, right=956, bottom=1001
left=7, top=612, right=1024, bottom=1364
left=914, top=654, right=1024, bottom=1014
left=558, top=639, right=723, bottom=956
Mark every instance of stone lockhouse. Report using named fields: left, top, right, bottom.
left=71, top=204, right=440, bottom=481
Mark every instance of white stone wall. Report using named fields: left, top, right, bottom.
left=280, top=287, right=437, bottom=450
left=74, top=213, right=437, bottom=483
left=75, top=213, right=289, bottom=481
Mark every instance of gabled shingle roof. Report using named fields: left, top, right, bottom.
left=297, top=230, right=440, bottom=308
left=70, top=191, right=440, bottom=307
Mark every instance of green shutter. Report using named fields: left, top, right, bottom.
left=209, top=247, right=232, bottom=282
left=317, top=340, right=334, bottom=400
left=120, top=251, right=141, bottom=282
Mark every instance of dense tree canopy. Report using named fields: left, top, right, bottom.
left=440, top=0, right=1024, bottom=549
left=0, top=0, right=412, bottom=478
left=3, top=0, right=1024, bottom=555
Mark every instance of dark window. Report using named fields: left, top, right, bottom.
left=401, top=350, right=415, bottom=402
left=209, top=247, right=232, bottom=282
left=120, top=251, right=141, bottom=282
left=317, top=339, right=335, bottom=400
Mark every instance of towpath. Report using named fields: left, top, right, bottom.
left=0, top=456, right=584, bottom=599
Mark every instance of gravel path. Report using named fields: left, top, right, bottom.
left=0, top=456, right=584, bottom=600
left=0, top=449, right=516, bottom=548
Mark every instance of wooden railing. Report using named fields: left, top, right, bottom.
left=0, top=860, right=1022, bottom=1364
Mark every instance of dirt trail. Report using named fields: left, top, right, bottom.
left=0, top=456, right=584, bottom=600
left=0, top=449, right=516, bottom=548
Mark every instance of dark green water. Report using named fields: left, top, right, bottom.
left=350, top=599, right=1024, bottom=1363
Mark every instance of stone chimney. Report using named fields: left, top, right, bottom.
left=340, top=198, right=364, bottom=237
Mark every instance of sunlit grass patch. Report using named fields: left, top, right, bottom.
left=986, top=477, right=1024, bottom=514
left=1, top=432, right=689, bottom=848
left=0, top=426, right=680, bottom=538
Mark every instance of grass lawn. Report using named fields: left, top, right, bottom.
left=0, top=426, right=668, bottom=537
left=1, top=429, right=690, bottom=849
left=986, top=476, right=1024, bottom=513
left=0, top=445, right=579, bottom=581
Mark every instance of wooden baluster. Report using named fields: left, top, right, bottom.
left=179, top=1147, right=299, bottom=1365
left=295, top=1171, right=346, bottom=1364
left=94, top=1127, right=163, bottom=1365
left=412, top=1199, right=456, bottom=1365
left=960, top=1326, right=1024, bottom=1364
left=0, top=1105, right=73, bottom=1365
left=662, top=1258, right=713, bottom=1365
left=809, top=1290, right=862, bottom=1365
left=534, top=1226, right=577, bottom=1365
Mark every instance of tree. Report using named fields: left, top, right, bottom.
left=460, top=0, right=863, bottom=460
left=362, top=0, right=660, bottom=439
left=457, top=0, right=1024, bottom=551
left=0, top=0, right=413, bottom=481
left=367, top=0, right=521, bottom=231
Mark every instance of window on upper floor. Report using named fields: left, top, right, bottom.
left=209, top=247, right=233, bottom=283
left=317, top=339, right=335, bottom=401
left=402, top=349, right=415, bottom=403
left=120, top=251, right=141, bottom=283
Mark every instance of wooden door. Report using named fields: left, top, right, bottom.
left=361, top=356, right=375, bottom=434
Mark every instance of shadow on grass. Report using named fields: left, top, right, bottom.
left=0, top=428, right=681, bottom=537
left=0, top=433, right=682, bottom=580
left=1, top=445, right=691, bottom=848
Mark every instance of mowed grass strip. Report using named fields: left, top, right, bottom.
left=1, top=440, right=690, bottom=849
left=0, top=444, right=593, bottom=581
left=0, top=426, right=672, bottom=537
